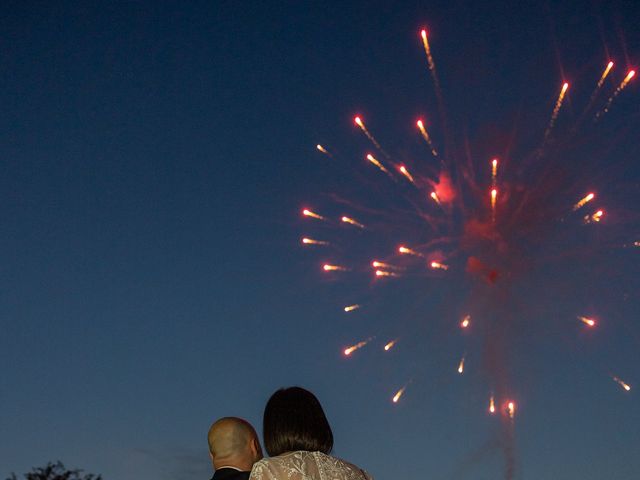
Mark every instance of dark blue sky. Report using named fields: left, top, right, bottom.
left=1, top=1, right=639, bottom=479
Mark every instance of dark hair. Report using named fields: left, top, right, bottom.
left=263, top=386, right=334, bottom=456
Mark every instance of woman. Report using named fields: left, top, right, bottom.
left=249, top=387, right=372, bottom=480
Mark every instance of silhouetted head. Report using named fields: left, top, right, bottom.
left=263, top=386, right=334, bottom=456
left=207, top=417, right=262, bottom=472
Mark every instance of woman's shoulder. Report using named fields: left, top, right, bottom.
left=313, top=451, right=373, bottom=479
left=250, top=451, right=372, bottom=480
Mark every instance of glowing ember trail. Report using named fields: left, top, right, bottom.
left=598, top=61, right=615, bottom=89
left=302, top=209, right=325, bottom=220
left=420, top=29, right=442, bottom=99
left=430, top=191, right=441, bottom=204
left=577, top=316, right=596, bottom=327
left=366, top=153, right=390, bottom=175
left=457, top=356, right=465, bottom=374
left=344, top=304, right=360, bottom=312
left=375, top=270, right=398, bottom=277
left=573, top=192, right=595, bottom=211
left=430, top=261, right=449, bottom=270
left=584, top=210, right=604, bottom=224
left=460, top=315, right=471, bottom=328
left=344, top=338, right=372, bottom=356
left=491, top=158, right=498, bottom=184
left=544, top=82, right=569, bottom=142
left=416, top=119, right=438, bottom=157
left=301, top=237, right=329, bottom=246
left=612, top=376, right=631, bottom=392
left=341, top=216, right=365, bottom=228
left=491, top=188, right=498, bottom=221
left=597, top=70, right=636, bottom=118
left=398, top=246, right=424, bottom=257
left=384, top=339, right=397, bottom=351
left=507, top=401, right=516, bottom=419
left=372, top=260, right=401, bottom=270
left=355, top=116, right=385, bottom=152
left=489, top=395, right=496, bottom=414
left=392, top=385, right=407, bottom=403
left=399, top=165, right=415, bottom=183
left=316, top=144, right=330, bottom=156
left=323, top=264, right=348, bottom=272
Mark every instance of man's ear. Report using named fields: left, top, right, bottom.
left=251, top=438, right=263, bottom=460
left=209, top=451, right=214, bottom=461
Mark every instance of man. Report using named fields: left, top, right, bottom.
left=207, top=417, right=263, bottom=480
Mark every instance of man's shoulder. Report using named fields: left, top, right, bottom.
left=212, top=468, right=251, bottom=480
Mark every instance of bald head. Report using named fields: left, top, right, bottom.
left=207, top=417, right=262, bottom=472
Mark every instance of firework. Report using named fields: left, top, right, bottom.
left=398, top=245, right=424, bottom=257
left=302, top=209, right=325, bottom=220
left=416, top=119, right=438, bottom=157
left=577, top=316, right=596, bottom=327
left=612, top=376, right=631, bottom=392
left=384, top=339, right=397, bottom=351
left=375, top=269, right=399, bottom=277
left=543, top=82, right=569, bottom=142
left=344, top=304, right=360, bottom=312
left=366, top=153, right=390, bottom=175
left=491, top=188, right=498, bottom=221
left=460, top=315, right=471, bottom=329
left=430, top=261, right=449, bottom=270
left=301, top=237, right=329, bottom=246
left=507, top=401, right=516, bottom=419
left=316, top=144, right=331, bottom=157
left=491, top=158, right=498, bottom=184
left=420, top=29, right=442, bottom=100
left=584, top=210, right=604, bottom=224
left=597, top=61, right=615, bottom=89
left=341, top=216, right=365, bottom=228
left=457, top=356, right=465, bottom=374
left=344, top=337, right=373, bottom=356
left=430, top=191, right=441, bottom=204
left=597, top=70, right=636, bottom=118
left=573, top=192, right=595, bottom=211
left=323, top=264, right=348, bottom=272
left=355, top=116, right=385, bottom=152
left=372, top=260, right=401, bottom=270
left=489, top=395, right=496, bottom=414
left=392, top=384, right=408, bottom=403
left=399, top=165, right=415, bottom=183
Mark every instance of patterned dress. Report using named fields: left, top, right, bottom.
left=249, top=451, right=372, bottom=480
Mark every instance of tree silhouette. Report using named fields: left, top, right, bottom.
left=5, top=462, right=102, bottom=480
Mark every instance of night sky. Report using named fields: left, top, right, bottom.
left=1, top=1, right=639, bottom=479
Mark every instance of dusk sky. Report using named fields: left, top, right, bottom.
left=1, top=1, right=639, bottom=479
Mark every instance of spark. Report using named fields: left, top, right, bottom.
left=489, top=395, right=496, bottom=414
left=375, top=269, right=398, bottom=277
left=597, top=61, right=615, bottom=89
left=344, top=304, right=360, bottom=312
left=507, top=401, right=516, bottom=419
left=544, top=82, right=569, bottom=142
left=634, top=241, right=640, bottom=247
left=392, top=385, right=407, bottom=403
left=384, top=339, right=397, bottom=351
left=301, top=237, right=329, bottom=246
left=399, top=165, right=415, bottom=183
left=491, top=158, right=498, bottom=184
left=316, top=144, right=330, bottom=156
left=460, top=315, right=471, bottom=329
left=612, top=376, right=631, bottom=392
left=366, top=153, right=390, bottom=175
left=491, top=188, right=498, bottom=221
left=583, top=62, right=615, bottom=116
left=430, top=261, right=449, bottom=270
left=584, top=209, right=604, bottom=223
left=355, top=116, right=385, bottom=152
left=344, top=337, right=372, bottom=356
left=577, top=316, right=596, bottom=327
left=302, top=209, right=325, bottom=220
left=597, top=70, right=636, bottom=118
left=430, top=191, right=441, bottom=204
left=341, top=216, right=365, bottom=228
left=457, top=356, right=465, bottom=374
left=416, top=119, right=438, bottom=157
left=372, top=260, right=401, bottom=270
left=323, top=264, right=348, bottom=272
left=420, top=29, right=442, bottom=100
left=398, top=246, right=424, bottom=258
left=573, top=192, right=595, bottom=211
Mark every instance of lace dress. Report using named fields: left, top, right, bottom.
left=249, top=451, right=373, bottom=480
